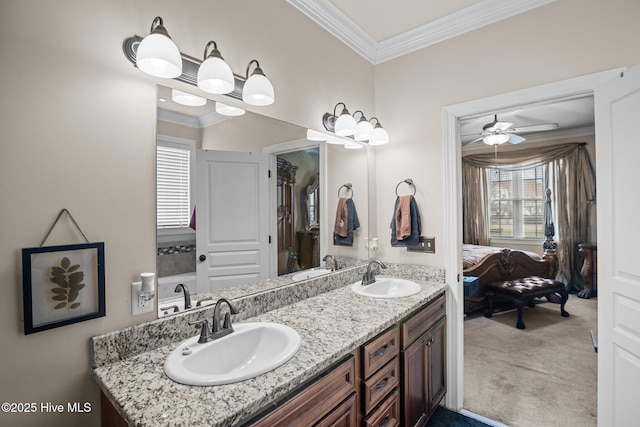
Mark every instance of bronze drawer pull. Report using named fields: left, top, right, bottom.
left=373, top=344, right=389, bottom=357
left=374, top=378, right=389, bottom=390
left=379, top=415, right=390, bottom=427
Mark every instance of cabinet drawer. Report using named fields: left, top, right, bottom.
left=401, top=293, right=445, bottom=349
left=362, top=358, right=399, bottom=415
left=250, top=356, right=356, bottom=427
left=315, top=393, right=357, bottom=427
left=364, top=388, right=400, bottom=427
left=362, top=326, right=399, bottom=379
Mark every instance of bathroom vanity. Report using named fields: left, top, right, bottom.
left=92, top=263, right=447, bottom=427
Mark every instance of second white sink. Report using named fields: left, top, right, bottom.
left=164, top=322, right=301, bottom=386
left=351, top=277, right=422, bottom=299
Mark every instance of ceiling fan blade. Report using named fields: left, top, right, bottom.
left=493, top=121, right=513, bottom=131
left=462, top=137, right=484, bottom=146
left=510, top=123, right=559, bottom=133
left=508, top=134, right=526, bottom=144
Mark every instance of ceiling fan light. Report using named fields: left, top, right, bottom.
left=171, top=89, right=206, bottom=106
left=483, top=133, right=510, bottom=145
left=197, top=42, right=235, bottom=94
left=136, top=17, right=182, bottom=78
left=215, top=101, right=245, bottom=116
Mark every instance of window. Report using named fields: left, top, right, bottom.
left=156, top=137, right=195, bottom=231
left=488, top=165, right=545, bottom=239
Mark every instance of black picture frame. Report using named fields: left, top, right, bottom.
left=22, top=242, right=105, bottom=335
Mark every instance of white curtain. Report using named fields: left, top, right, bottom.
left=462, top=143, right=595, bottom=290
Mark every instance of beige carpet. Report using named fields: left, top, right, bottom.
left=464, top=295, right=598, bottom=427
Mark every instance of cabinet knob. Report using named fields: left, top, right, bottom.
left=199, top=254, right=206, bottom=262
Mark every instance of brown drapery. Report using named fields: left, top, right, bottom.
left=462, top=143, right=596, bottom=290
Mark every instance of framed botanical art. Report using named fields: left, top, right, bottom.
left=22, top=242, right=105, bottom=334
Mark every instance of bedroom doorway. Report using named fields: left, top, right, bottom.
left=441, top=68, right=623, bottom=421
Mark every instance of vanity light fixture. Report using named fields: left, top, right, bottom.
left=123, top=18, right=275, bottom=106
left=369, top=117, right=389, bottom=146
left=171, top=89, right=207, bottom=106
left=322, top=104, right=389, bottom=146
left=353, top=111, right=375, bottom=142
left=136, top=17, right=183, bottom=78
left=332, top=102, right=357, bottom=137
left=306, top=129, right=327, bottom=141
left=242, top=60, right=275, bottom=106
left=216, top=101, right=245, bottom=116
left=197, top=41, right=235, bottom=95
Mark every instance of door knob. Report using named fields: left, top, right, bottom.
left=199, top=254, right=206, bottom=262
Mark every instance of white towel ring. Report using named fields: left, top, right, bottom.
left=338, top=183, right=353, bottom=199
left=395, top=179, right=416, bottom=196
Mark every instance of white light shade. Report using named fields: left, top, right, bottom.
left=171, top=89, right=206, bottom=106
left=334, top=113, right=357, bottom=136
left=344, top=141, right=363, bottom=149
left=355, top=120, right=375, bottom=141
left=483, top=133, right=509, bottom=145
left=216, top=102, right=245, bottom=116
left=307, top=129, right=327, bottom=141
left=136, top=33, right=182, bottom=78
left=197, top=57, right=234, bottom=94
left=242, top=74, right=274, bottom=106
left=370, top=126, right=389, bottom=145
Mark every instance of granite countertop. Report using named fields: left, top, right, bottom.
left=93, top=276, right=447, bottom=427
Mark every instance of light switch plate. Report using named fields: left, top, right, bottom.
left=406, top=236, right=435, bottom=253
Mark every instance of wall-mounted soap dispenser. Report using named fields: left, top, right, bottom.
left=131, top=272, right=155, bottom=315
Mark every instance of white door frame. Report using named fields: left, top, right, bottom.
left=442, top=67, right=624, bottom=411
left=263, top=139, right=328, bottom=276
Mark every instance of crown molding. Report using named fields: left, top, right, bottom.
left=157, top=108, right=230, bottom=129
left=288, top=0, right=555, bottom=64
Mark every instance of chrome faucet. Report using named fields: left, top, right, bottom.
left=212, top=298, right=239, bottom=336
left=322, top=254, right=339, bottom=271
left=188, top=298, right=240, bottom=344
left=174, top=283, right=192, bottom=309
left=361, top=260, right=387, bottom=286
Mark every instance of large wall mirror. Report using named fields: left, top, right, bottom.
left=155, top=85, right=370, bottom=317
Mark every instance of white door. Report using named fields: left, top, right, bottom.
left=196, top=150, right=270, bottom=292
left=595, top=64, right=640, bottom=426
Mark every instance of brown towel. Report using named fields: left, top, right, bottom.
left=395, top=195, right=412, bottom=240
left=334, top=198, right=349, bottom=237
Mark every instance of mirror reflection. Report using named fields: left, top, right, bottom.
left=155, top=85, right=369, bottom=317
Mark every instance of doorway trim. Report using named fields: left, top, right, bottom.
left=264, top=139, right=328, bottom=277
left=442, top=67, right=623, bottom=411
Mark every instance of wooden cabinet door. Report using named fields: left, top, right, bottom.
left=401, top=335, right=429, bottom=427
left=427, top=317, right=446, bottom=416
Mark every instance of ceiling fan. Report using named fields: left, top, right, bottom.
left=464, top=114, right=559, bottom=146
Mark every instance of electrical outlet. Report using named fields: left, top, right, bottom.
left=131, top=281, right=154, bottom=315
left=407, top=236, right=436, bottom=253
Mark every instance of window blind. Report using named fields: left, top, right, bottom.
left=157, top=145, right=191, bottom=229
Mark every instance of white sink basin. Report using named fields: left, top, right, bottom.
left=291, top=268, right=332, bottom=282
left=164, top=322, right=301, bottom=386
left=351, top=277, right=422, bottom=299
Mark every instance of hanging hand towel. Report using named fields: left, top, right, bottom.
left=390, top=196, right=421, bottom=247
left=334, top=199, right=360, bottom=246
left=334, top=197, right=349, bottom=237
left=395, top=195, right=413, bottom=240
